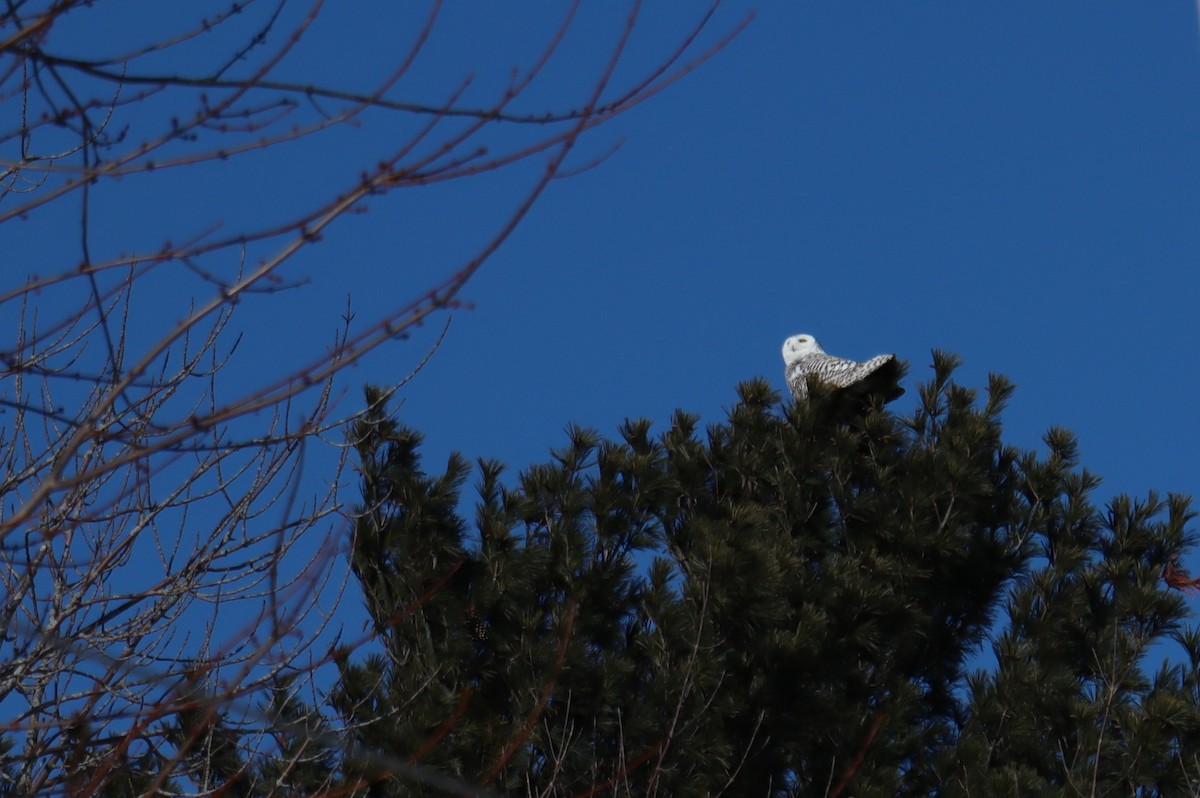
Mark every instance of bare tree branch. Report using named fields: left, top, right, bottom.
left=0, top=2, right=744, bottom=794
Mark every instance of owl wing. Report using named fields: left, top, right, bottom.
left=786, top=353, right=863, bottom=400
left=791, top=353, right=904, bottom=403
left=840, top=354, right=905, bottom=402
left=808, top=353, right=877, bottom=389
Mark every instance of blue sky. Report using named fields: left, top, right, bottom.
left=13, top=3, right=1200, bottom=564
left=371, top=3, right=1200, bottom=509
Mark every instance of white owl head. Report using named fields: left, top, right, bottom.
left=781, top=333, right=825, bottom=365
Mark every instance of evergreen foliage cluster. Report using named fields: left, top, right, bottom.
left=328, top=354, right=1200, bottom=796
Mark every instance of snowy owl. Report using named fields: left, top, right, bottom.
left=782, top=334, right=903, bottom=403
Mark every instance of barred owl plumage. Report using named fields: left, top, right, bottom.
left=782, top=334, right=903, bottom=403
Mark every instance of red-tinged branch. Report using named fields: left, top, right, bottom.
left=829, top=709, right=886, bottom=798
left=479, top=601, right=579, bottom=786
left=1164, top=556, right=1200, bottom=594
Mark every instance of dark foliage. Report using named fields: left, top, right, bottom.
left=133, top=356, right=1198, bottom=796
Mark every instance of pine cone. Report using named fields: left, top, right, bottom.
left=465, top=605, right=489, bottom=642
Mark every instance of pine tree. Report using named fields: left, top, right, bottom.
left=323, top=358, right=1199, bottom=796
